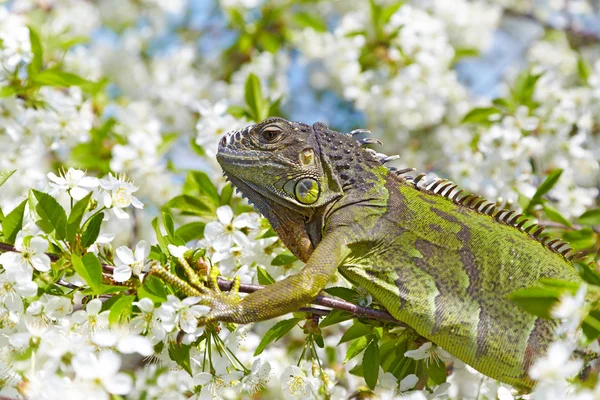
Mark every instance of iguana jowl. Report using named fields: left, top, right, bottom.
left=206, top=117, right=584, bottom=390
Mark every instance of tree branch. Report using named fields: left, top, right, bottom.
left=504, top=9, right=600, bottom=44
left=0, top=242, right=405, bottom=326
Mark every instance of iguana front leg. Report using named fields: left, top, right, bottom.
left=197, top=232, right=350, bottom=324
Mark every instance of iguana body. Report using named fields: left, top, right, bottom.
left=207, top=117, right=583, bottom=390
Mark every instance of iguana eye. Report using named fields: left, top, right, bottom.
left=294, top=178, right=320, bottom=204
left=260, top=125, right=282, bottom=142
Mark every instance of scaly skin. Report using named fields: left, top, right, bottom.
left=203, top=117, right=583, bottom=390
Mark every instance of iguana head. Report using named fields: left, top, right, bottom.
left=217, top=117, right=345, bottom=213
left=217, top=117, right=355, bottom=261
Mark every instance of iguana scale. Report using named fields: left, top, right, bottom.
left=200, top=117, right=584, bottom=390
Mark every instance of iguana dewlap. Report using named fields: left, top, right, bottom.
left=206, top=117, right=583, bottom=390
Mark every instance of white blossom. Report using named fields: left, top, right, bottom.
left=113, top=240, right=150, bottom=282
left=47, top=168, right=99, bottom=200
left=99, top=173, right=144, bottom=219
left=156, top=295, right=210, bottom=334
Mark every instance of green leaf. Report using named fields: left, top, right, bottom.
left=108, top=295, right=134, bottom=326
left=254, top=318, right=302, bottom=356
left=339, top=322, right=371, bottom=344
left=80, top=212, right=103, bottom=249
left=575, top=261, right=600, bottom=286
left=183, top=171, right=220, bottom=208
left=492, top=97, right=512, bottom=110
left=168, top=342, right=192, bottom=376
left=32, top=68, right=97, bottom=90
left=271, top=251, right=298, bottom=266
left=31, top=189, right=67, bottom=240
left=292, top=12, right=327, bottom=32
left=379, top=2, right=404, bottom=25
left=28, top=26, right=43, bottom=75
left=582, top=310, right=600, bottom=341
left=362, top=339, right=380, bottom=390
left=324, top=287, right=359, bottom=303
left=71, top=253, right=103, bottom=292
left=244, top=73, right=268, bottom=122
left=0, top=86, right=17, bottom=98
left=2, top=199, right=26, bottom=244
left=220, top=183, right=234, bottom=206
left=175, top=222, right=206, bottom=243
left=563, top=228, right=596, bottom=250
left=67, top=192, right=93, bottom=244
left=511, top=69, right=543, bottom=106
left=165, top=195, right=214, bottom=218
left=151, top=217, right=170, bottom=255
left=138, top=275, right=168, bottom=303
left=577, top=209, right=600, bottom=226
left=320, top=310, right=353, bottom=328
left=162, top=212, right=176, bottom=240
left=543, top=204, right=572, bottom=228
left=257, top=266, right=275, bottom=285
left=533, top=169, right=563, bottom=200
left=427, top=358, right=447, bottom=385
left=508, top=286, right=561, bottom=319
left=461, top=107, right=501, bottom=125
left=577, top=55, right=593, bottom=85
left=0, top=170, right=16, bottom=188
left=452, top=48, right=480, bottom=65
left=344, top=335, right=369, bottom=363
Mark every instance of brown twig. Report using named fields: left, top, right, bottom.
left=0, top=242, right=405, bottom=326
left=504, top=9, right=600, bottom=44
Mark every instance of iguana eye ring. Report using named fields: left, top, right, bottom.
left=294, top=178, right=320, bottom=204
left=260, top=125, right=282, bottom=143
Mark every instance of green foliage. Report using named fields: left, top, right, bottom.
left=245, top=73, right=270, bottom=122
left=169, top=342, right=193, bottom=375
left=324, top=287, right=360, bottom=303
left=2, top=199, right=27, bottom=244
left=67, top=192, right=93, bottom=245
left=339, top=322, right=372, bottom=344
left=319, top=310, right=354, bottom=328
left=362, top=339, right=380, bottom=390
left=271, top=250, right=298, bottom=266
left=578, top=209, right=600, bottom=226
left=256, top=266, right=275, bottom=285
left=175, top=222, right=206, bottom=243
left=577, top=56, right=593, bottom=85
left=0, top=170, right=16, bottom=188
left=30, top=189, right=68, bottom=240
left=166, top=171, right=220, bottom=219
left=254, top=317, right=303, bottom=356
left=344, top=335, right=369, bottom=363
left=71, top=253, right=103, bottom=293
left=109, top=295, right=135, bottom=326
left=80, top=212, right=103, bottom=249
left=138, top=275, right=168, bottom=303
left=509, top=283, right=568, bottom=319
left=461, top=107, right=501, bottom=125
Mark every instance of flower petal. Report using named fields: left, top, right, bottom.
left=30, top=254, right=51, bottom=272
left=113, top=265, right=132, bottom=282
left=216, top=205, right=233, bottom=225
left=116, top=246, right=135, bottom=265
left=134, top=240, right=150, bottom=261
left=87, top=298, right=103, bottom=315
left=30, top=237, right=49, bottom=253
left=69, top=186, right=89, bottom=201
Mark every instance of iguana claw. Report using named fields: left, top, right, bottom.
left=195, top=266, right=244, bottom=325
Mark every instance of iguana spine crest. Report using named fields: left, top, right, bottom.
left=353, top=130, right=584, bottom=262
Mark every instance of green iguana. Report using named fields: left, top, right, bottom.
left=199, top=117, right=584, bottom=390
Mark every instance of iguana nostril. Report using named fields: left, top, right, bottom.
left=219, top=135, right=227, bottom=147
